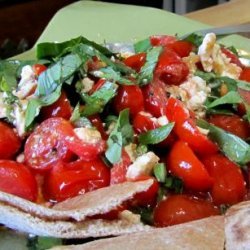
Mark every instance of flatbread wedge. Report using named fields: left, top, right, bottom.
left=50, top=216, right=224, bottom=250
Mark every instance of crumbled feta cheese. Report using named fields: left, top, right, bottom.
left=124, top=143, right=137, bottom=162
left=157, top=115, right=169, bottom=126
left=74, top=127, right=102, bottom=144
left=81, top=77, right=94, bottom=93
left=16, top=153, right=25, bottom=163
left=183, top=52, right=200, bottom=74
left=197, top=126, right=209, bottom=135
left=13, top=100, right=28, bottom=137
left=126, top=152, right=159, bottom=180
left=118, top=210, right=141, bottom=224
left=0, top=92, right=7, bottom=118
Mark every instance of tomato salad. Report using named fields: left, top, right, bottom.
left=0, top=33, right=250, bottom=228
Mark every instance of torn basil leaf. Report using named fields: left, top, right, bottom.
left=138, top=123, right=174, bottom=145
left=137, top=47, right=162, bottom=85
left=154, top=163, right=167, bottom=183
left=182, top=32, right=204, bottom=47
left=134, top=38, right=151, bottom=53
left=197, top=119, right=250, bottom=165
left=27, top=236, right=62, bottom=250
left=164, top=176, right=183, bottom=194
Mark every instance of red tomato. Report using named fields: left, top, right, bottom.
left=0, top=122, right=21, bottom=159
left=43, top=158, right=110, bottom=202
left=167, top=140, right=213, bottom=191
left=221, top=47, right=242, bottom=68
left=208, top=114, right=250, bottom=140
left=123, top=53, right=146, bottom=72
left=89, top=79, right=106, bottom=95
left=142, top=79, right=167, bottom=117
left=0, top=160, right=38, bottom=201
left=40, top=91, right=72, bottom=120
left=150, top=35, right=176, bottom=47
left=166, top=40, right=194, bottom=58
left=154, top=48, right=189, bottom=85
left=89, top=114, right=108, bottom=140
left=153, top=195, right=219, bottom=227
left=32, top=64, right=47, bottom=76
left=202, top=154, right=246, bottom=205
left=113, top=85, right=144, bottom=117
left=166, top=98, right=218, bottom=155
left=133, top=112, right=157, bottom=134
left=238, top=87, right=250, bottom=106
left=240, top=67, right=250, bottom=82
left=110, top=150, right=132, bottom=185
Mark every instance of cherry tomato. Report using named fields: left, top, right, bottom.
left=167, top=140, right=213, bottom=191
left=123, top=53, right=146, bottom=72
left=89, top=114, right=108, bottom=140
left=0, top=122, right=21, bottom=159
left=40, top=91, right=72, bottom=120
left=142, top=79, right=167, bottom=117
left=32, top=64, right=47, bottom=76
left=153, top=195, right=219, bottom=227
left=133, top=112, right=157, bottom=134
left=240, top=67, right=250, bottom=82
left=166, top=98, right=218, bottom=155
left=166, top=40, right=194, bottom=58
left=208, top=114, right=250, bottom=140
left=150, top=35, right=176, bottom=47
left=113, top=85, right=144, bottom=117
left=110, top=150, right=132, bottom=185
left=43, top=158, right=110, bottom=202
left=221, top=47, right=242, bottom=68
left=0, top=160, right=38, bottom=201
left=154, top=48, right=189, bottom=85
left=202, top=154, right=246, bottom=205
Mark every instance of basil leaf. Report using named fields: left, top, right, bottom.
left=164, top=176, right=183, bottom=194
left=154, top=163, right=166, bottom=183
left=138, top=47, right=162, bottom=85
left=82, top=81, right=118, bottom=116
left=138, top=123, right=174, bottom=145
left=134, top=38, right=151, bottom=53
left=182, top=32, right=204, bottom=47
left=207, top=91, right=242, bottom=109
left=136, top=144, right=148, bottom=156
left=197, top=119, right=250, bottom=165
left=36, top=36, right=112, bottom=59
left=70, top=103, right=92, bottom=128
left=27, top=236, right=62, bottom=250
left=105, top=109, right=133, bottom=164
left=195, top=70, right=217, bottom=83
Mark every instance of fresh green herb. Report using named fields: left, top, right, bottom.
left=105, top=115, right=118, bottom=129
left=134, top=38, right=151, bottom=53
left=182, top=32, right=204, bottom=47
left=138, top=123, right=174, bottom=145
left=70, top=103, right=92, bottom=128
left=197, top=119, right=250, bottom=165
left=164, top=176, right=183, bottom=194
left=136, top=144, right=148, bottom=156
left=220, top=204, right=230, bottom=214
left=81, top=81, right=118, bottom=116
left=226, top=46, right=238, bottom=56
left=133, top=206, right=153, bottom=225
left=154, top=163, right=167, bottom=183
left=105, top=109, right=133, bottom=164
left=138, top=47, right=162, bottom=85
left=27, top=236, right=62, bottom=250
left=195, top=70, right=217, bottom=83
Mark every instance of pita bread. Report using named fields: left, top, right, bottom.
left=0, top=203, right=149, bottom=238
left=50, top=216, right=224, bottom=250
left=0, top=179, right=153, bottom=221
left=225, top=200, right=250, bottom=250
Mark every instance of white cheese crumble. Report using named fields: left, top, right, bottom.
left=81, top=77, right=94, bottom=93
left=13, top=100, right=28, bottom=137
left=126, top=152, right=159, bottom=180
left=124, top=143, right=137, bottom=162
left=118, top=210, right=141, bottom=224
left=157, top=115, right=169, bottom=126
left=74, top=127, right=102, bottom=144
left=0, top=92, right=7, bottom=118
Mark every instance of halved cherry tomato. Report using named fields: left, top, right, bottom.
left=166, top=40, right=194, bottom=58
left=240, top=67, right=250, bottom=82
left=110, top=150, right=132, bottom=185
left=221, top=47, right=242, bottom=68
left=123, top=53, right=146, bottom=72
left=150, top=35, right=176, bottom=47
left=154, top=48, right=189, bottom=85
left=142, top=79, right=167, bottom=117
left=208, top=114, right=250, bottom=140
left=0, top=122, right=21, bottom=159
left=32, top=64, right=47, bottom=76
left=113, top=85, right=144, bottom=117
left=167, top=140, right=213, bottom=191
left=40, top=91, right=72, bottom=120
left=133, top=112, right=157, bottom=134
left=43, top=158, right=110, bottom=202
left=166, top=97, right=218, bottom=155
left=202, top=154, right=246, bottom=205
left=0, top=160, right=38, bottom=201
left=153, top=194, right=219, bottom=227
left=89, top=114, right=108, bottom=140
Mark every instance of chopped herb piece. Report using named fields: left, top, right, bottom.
left=154, top=163, right=167, bottom=183
left=134, top=38, right=151, bottom=53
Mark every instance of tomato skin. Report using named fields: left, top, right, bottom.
left=202, top=154, right=246, bottom=205
left=167, top=140, right=213, bottom=191
left=32, top=64, right=47, bottom=76
left=113, top=85, right=144, bottom=117
left=0, top=122, right=21, bottom=159
left=166, top=41, right=193, bottom=58
left=208, top=114, right=250, bottom=140
left=221, top=48, right=242, bottom=68
left=154, top=48, right=189, bottom=85
left=133, top=112, right=157, bottom=134
left=0, top=160, right=38, bottom=201
left=89, top=115, right=108, bottom=140
left=110, top=150, right=132, bottom=185
left=150, top=35, right=176, bottom=47
left=153, top=195, right=219, bottom=227
left=43, top=158, right=110, bottom=202
left=240, top=67, right=250, bottom=82
left=123, top=53, right=146, bottom=72
left=89, top=79, right=106, bottom=95
left=40, top=91, right=72, bottom=120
